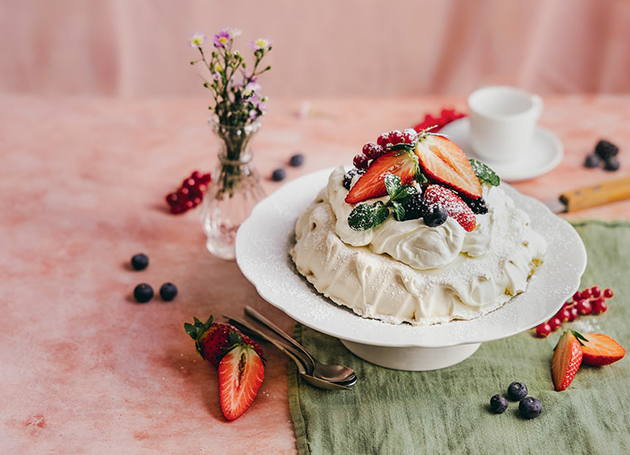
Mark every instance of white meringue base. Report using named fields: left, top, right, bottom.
left=291, top=168, right=546, bottom=326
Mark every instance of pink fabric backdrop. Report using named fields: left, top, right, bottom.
left=2, top=0, right=630, bottom=98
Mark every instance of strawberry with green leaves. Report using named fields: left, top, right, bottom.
left=184, top=315, right=263, bottom=368
left=185, top=315, right=265, bottom=421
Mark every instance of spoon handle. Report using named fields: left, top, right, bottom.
left=244, top=306, right=316, bottom=365
left=225, top=316, right=309, bottom=375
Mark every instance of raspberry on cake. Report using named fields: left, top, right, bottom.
left=290, top=128, right=547, bottom=326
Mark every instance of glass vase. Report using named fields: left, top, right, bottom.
left=200, top=118, right=266, bottom=260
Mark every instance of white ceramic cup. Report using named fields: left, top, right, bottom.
left=468, top=86, right=543, bottom=163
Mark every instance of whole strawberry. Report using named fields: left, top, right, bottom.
left=184, top=315, right=263, bottom=367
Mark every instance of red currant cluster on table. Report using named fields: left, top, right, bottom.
left=353, top=129, right=418, bottom=170
left=535, top=286, right=614, bottom=338
left=413, top=108, right=466, bottom=133
left=165, top=171, right=211, bottom=215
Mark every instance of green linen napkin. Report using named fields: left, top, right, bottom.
left=289, top=220, right=630, bottom=455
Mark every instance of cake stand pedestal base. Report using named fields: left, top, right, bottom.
left=340, top=339, right=481, bottom=371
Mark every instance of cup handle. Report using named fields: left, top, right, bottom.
left=531, top=95, right=544, bottom=119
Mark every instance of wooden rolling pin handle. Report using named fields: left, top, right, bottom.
left=560, top=175, right=630, bottom=212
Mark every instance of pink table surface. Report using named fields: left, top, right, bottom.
left=1, top=94, right=629, bottom=454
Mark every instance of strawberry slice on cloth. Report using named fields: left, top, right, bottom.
left=580, top=333, right=626, bottom=366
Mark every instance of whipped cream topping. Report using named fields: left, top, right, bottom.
left=291, top=166, right=547, bottom=326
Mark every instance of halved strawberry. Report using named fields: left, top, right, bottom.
left=184, top=315, right=263, bottom=368
left=415, top=135, right=482, bottom=199
left=552, top=330, right=584, bottom=391
left=423, top=185, right=476, bottom=232
left=345, top=150, right=417, bottom=204
left=580, top=333, right=625, bottom=366
left=218, top=343, right=265, bottom=421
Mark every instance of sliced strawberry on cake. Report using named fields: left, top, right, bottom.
left=345, top=150, right=418, bottom=204
left=415, top=135, right=482, bottom=199
left=424, top=184, right=476, bottom=232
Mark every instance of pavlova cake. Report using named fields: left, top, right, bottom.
left=291, top=127, right=546, bottom=325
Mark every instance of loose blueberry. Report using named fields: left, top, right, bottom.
left=584, top=154, right=601, bottom=168
left=595, top=140, right=619, bottom=160
left=289, top=153, right=305, bottom=167
left=402, top=193, right=429, bottom=221
left=519, top=396, right=542, bottom=419
left=131, top=253, right=149, bottom=271
left=423, top=204, right=448, bottom=227
left=490, top=394, right=508, bottom=414
left=271, top=168, right=286, bottom=181
left=159, top=282, right=178, bottom=301
left=604, top=157, right=620, bottom=171
left=134, top=283, right=154, bottom=303
left=507, top=381, right=528, bottom=401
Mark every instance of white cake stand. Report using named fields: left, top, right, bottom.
left=235, top=168, right=587, bottom=371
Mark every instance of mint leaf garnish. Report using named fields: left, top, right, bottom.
left=384, top=174, right=403, bottom=200
left=415, top=172, right=428, bottom=184
left=469, top=159, right=500, bottom=187
left=392, top=201, right=405, bottom=221
left=348, top=201, right=390, bottom=231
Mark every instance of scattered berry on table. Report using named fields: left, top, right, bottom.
left=184, top=315, right=263, bottom=368
left=342, top=168, right=365, bottom=191
left=604, top=157, right=620, bottom=171
left=166, top=170, right=211, bottom=215
left=576, top=299, right=592, bottom=315
left=219, top=342, right=265, bottom=421
left=423, top=204, right=448, bottom=227
left=271, top=168, right=286, bottom=181
left=591, top=298, right=607, bottom=314
left=594, top=140, right=619, bottom=160
left=590, top=286, right=601, bottom=298
left=131, top=253, right=149, bottom=271
left=580, top=333, right=626, bottom=366
left=507, top=381, right=528, bottom=401
left=552, top=330, right=583, bottom=391
left=160, top=282, right=178, bottom=301
left=134, top=283, right=154, bottom=303
left=402, top=193, right=429, bottom=221
left=490, top=394, right=508, bottom=414
left=555, top=308, right=570, bottom=322
left=536, top=323, right=552, bottom=338
left=603, top=288, right=614, bottom=299
left=567, top=307, right=578, bottom=322
left=362, top=142, right=385, bottom=160
left=519, top=397, right=542, bottom=419
left=580, top=288, right=591, bottom=299
left=289, top=153, right=305, bottom=167
left=584, top=154, right=601, bottom=168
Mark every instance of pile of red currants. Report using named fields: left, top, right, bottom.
left=535, top=286, right=614, bottom=338
left=413, top=108, right=466, bottom=133
left=165, top=171, right=211, bottom=215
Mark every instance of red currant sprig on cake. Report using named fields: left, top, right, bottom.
left=165, top=170, right=211, bottom=215
left=352, top=129, right=418, bottom=170
left=535, top=286, right=614, bottom=338
left=413, top=108, right=466, bottom=133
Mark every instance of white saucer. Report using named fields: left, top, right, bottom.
left=439, top=118, right=564, bottom=182
left=235, top=169, right=586, bottom=370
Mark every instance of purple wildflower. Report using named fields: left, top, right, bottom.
left=249, top=38, right=273, bottom=51
left=212, top=28, right=241, bottom=48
